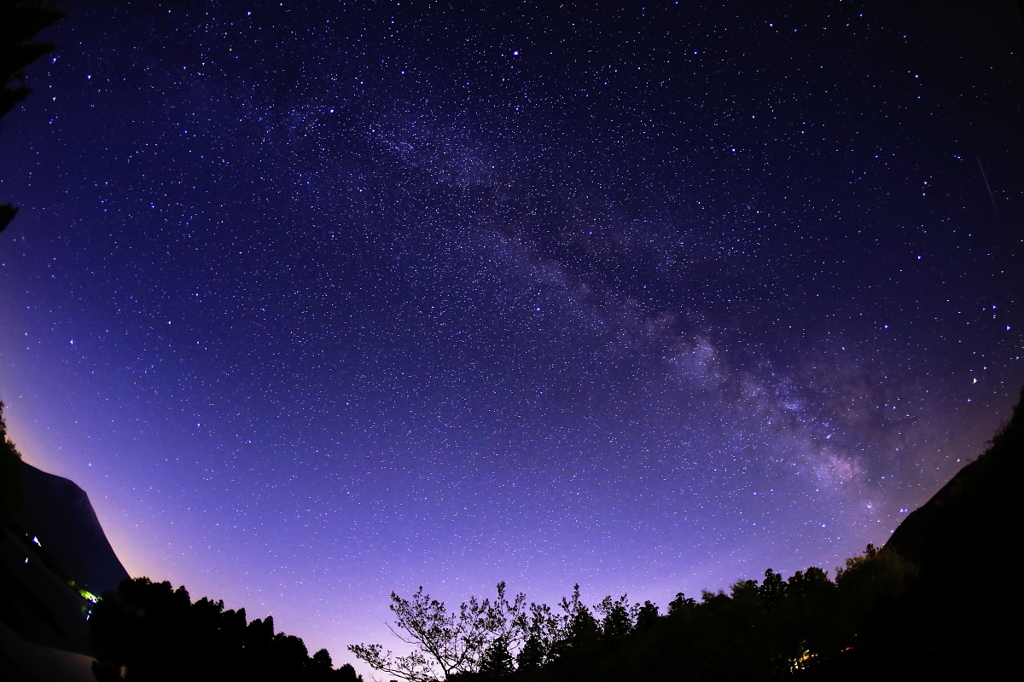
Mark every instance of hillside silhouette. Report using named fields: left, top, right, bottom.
left=870, top=387, right=1024, bottom=678
left=5, top=390, right=1023, bottom=680
left=348, top=387, right=1024, bottom=682
left=1, top=399, right=362, bottom=680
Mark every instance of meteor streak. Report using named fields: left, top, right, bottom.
left=976, top=155, right=999, bottom=220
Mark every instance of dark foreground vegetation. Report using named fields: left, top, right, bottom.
left=0, top=401, right=24, bottom=524
left=348, top=387, right=1024, bottom=682
left=11, top=387, right=1023, bottom=681
left=90, top=577, right=362, bottom=682
left=0, top=0, right=66, bottom=233
left=5, top=404, right=362, bottom=680
left=348, top=547, right=914, bottom=682
left=7, top=388, right=1023, bottom=681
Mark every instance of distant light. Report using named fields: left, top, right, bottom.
left=31, top=536, right=41, bottom=547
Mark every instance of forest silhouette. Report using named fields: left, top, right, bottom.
left=343, top=387, right=1024, bottom=682
left=89, top=577, right=362, bottom=682
left=83, top=387, right=1024, bottom=681
left=345, top=546, right=915, bottom=682
left=3, top=3, right=1021, bottom=679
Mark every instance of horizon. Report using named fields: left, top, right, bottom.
left=1, top=0, right=1021, bottom=676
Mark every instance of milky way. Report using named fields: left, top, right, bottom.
left=1, top=0, right=1021, bottom=672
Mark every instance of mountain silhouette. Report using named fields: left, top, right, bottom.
left=800, top=387, right=1024, bottom=681
left=15, top=461, right=129, bottom=597
left=1, top=462, right=129, bottom=680
left=875, top=388, right=1024, bottom=679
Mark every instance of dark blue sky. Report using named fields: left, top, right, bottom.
left=1, top=0, right=1021, bottom=672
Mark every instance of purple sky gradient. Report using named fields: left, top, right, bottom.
left=1, top=1, right=1021, bottom=676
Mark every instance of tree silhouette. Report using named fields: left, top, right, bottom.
left=355, top=544, right=926, bottom=682
left=351, top=583, right=658, bottom=681
left=0, top=400, right=25, bottom=522
left=90, top=577, right=362, bottom=682
left=349, top=584, right=522, bottom=682
left=359, top=390, right=1024, bottom=681
left=0, top=0, right=65, bottom=233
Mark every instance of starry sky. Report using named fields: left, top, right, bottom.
left=1, top=0, right=1022, bottom=672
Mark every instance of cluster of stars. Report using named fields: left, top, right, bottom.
left=0, top=0, right=1020, bottom=676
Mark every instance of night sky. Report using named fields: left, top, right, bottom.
left=1, top=0, right=1022, bottom=673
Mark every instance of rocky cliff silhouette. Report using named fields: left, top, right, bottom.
left=1, top=462, right=129, bottom=680
left=15, top=461, right=129, bottom=597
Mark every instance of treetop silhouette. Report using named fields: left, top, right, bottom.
left=0, top=0, right=65, bottom=233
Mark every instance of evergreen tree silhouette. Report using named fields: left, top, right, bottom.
left=0, top=0, right=65, bottom=233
